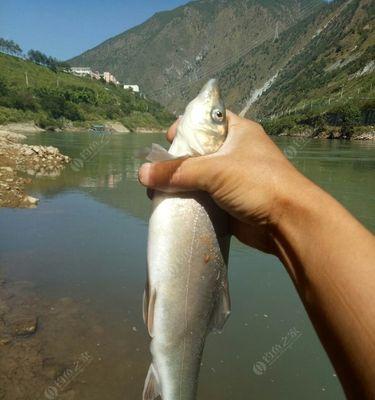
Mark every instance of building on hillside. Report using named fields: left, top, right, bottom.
left=71, top=67, right=92, bottom=76
left=91, top=70, right=101, bottom=80
left=103, top=71, right=120, bottom=85
left=71, top=67, right=101, bottom=80
left=123, top=84, right=140, bottom=93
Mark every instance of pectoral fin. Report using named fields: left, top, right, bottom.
left=146, top=143, right=189, bottom=162
left=209, top=280, right=231, bottom=333
left=143, top=281, right=156, bottom=337
left=146, top=143, right=175, bottom=162
left=143, top=364, right=161, bottom=400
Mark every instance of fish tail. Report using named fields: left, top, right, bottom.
left=143, top=363, right=162, bottom=400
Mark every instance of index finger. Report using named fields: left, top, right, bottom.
left=166, top=117, right=181, bottom=143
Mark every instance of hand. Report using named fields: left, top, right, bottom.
left=138, top=111, right=306, bottom=254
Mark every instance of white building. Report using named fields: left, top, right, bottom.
left=71, top=67, right=92, bottom=76
left=91, top=70, right=101, bottom=80
left=71, top=67, right=101, bottom=80
left=103, top=71, right=120, bottom=85
left=123, top=84, right=140, bottom=93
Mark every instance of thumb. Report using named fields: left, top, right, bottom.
left=138, top=156, right=210, bottom=192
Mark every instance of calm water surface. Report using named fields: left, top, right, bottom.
left=1, top=132, right=374, bottom=399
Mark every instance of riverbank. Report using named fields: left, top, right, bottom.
left=0, top=120, right=166, bottom=134
left=269, top=125, right=375, bottom=141
left=0, top=271, right=100, bottom=400
left=0, top=129, right=70, bottom=208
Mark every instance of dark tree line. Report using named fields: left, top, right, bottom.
left=0, top=37, right=71, bottom=73
left=0, top=38, right=22, bottom=56
left=27, top=49, right=71, bottom=72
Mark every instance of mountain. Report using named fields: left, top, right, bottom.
left=70, top=0, right=374, bottom=134
left=236, top=0, right=374, bottom=120
left=69, top=0, right=324, bottom=112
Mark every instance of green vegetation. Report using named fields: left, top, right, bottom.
left=263, top=99, right=375, bottom=139
left=0, top=38, right=23, bottom=57
left=27, top=49, right=71, bottom=73
left=0, top=53, right=174, bottom=131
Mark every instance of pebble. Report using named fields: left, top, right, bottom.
left=0, top=336, right=12, bottom=346
left=10, top=316, right=38, bottom=336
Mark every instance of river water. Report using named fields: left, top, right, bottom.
left=1, top=132, right=374, bottom=399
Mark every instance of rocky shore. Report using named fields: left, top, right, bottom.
left=275, top=126, right=375, bottom=140
left=0, top=129, right=70, bottom=208
left=0, top=274, right=98, bottom=400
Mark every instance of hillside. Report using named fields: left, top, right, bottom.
left=243, top=0, right=374, bottom=120
left=70, top=0, right=374, bottom=139
left=0, top=53, right=174, bottom=131
left=70, top=0, right=324, bottom=113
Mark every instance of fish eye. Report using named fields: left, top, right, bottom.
left=211, top=109, right=224, bottom=123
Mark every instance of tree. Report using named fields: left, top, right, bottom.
left=27, top=49, right=49, bottom=66
left=0, top=38, right=22, bottom=56
left=27, top=50, right=71, bottom=73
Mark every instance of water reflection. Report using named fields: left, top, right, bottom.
left=26, top=132, right=375, bottom=231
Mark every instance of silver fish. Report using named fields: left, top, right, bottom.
left=143, top=79, right=231, bottom=400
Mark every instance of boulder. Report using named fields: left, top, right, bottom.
left=105, top=122, right=130, bottom=133
left=9, top=316, right=38, bottom=336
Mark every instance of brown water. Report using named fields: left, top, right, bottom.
left=0, top=131, right=374, bottom=399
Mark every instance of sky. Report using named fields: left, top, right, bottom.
left=0, top=0, right=188, bottom=61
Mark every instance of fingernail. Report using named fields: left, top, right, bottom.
left=139, top=163, right=152, bottom=186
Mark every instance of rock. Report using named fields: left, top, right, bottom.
left=10, top=316, right=38, bottom=336
left=0, top=130, right=27, bottom=142
left=0, top=167, right=13, bottom=172
left=354, top=131, right=375, bottom=140
left=22, top=195, right=39, bottom=206
left=134, top=127, right=163, bottom=133
left=0, top=335, right=12, bottom=346
left=23, top=147, right=34, bottom=156
left=0, top=122, right=45, bottom=133
left=105, top=121, right=130, bottom=133
left=46, top=146, right=59, bottom=155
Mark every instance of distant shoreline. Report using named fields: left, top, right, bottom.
left=2, top=121, right=374, bottom=141
left=271, top=128, right=375, bottom=141
left=0, top=121, right=167, bottom=135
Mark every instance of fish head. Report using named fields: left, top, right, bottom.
left=170, top=79, right=228, bottom=157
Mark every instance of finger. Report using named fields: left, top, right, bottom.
left=226, top=109, right=259, bottom=131
left=166, top=117, right=181, bottom=143
left=226, top=110, right=243, bottom=128
left=138, top=156, right=210, bottom=192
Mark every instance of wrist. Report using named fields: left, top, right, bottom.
left=269, top=168, right=326, bottom=266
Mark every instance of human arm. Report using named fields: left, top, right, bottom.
left=138, top=111, right=375, bottom=399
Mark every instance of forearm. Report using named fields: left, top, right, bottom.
left=272, top=173, right=375, bottom=399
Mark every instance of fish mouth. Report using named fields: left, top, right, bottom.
left=199, top=79, right=221, bottom=101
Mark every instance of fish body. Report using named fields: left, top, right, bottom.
left=143, top=80, right=231, bottom=400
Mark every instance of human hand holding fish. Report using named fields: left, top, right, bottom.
left=139, top=84, right=375, bottom=400
left=139, top=109, right=303, bottom=255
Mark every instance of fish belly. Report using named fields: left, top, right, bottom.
left=144, top=191, right=230, bottom=400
